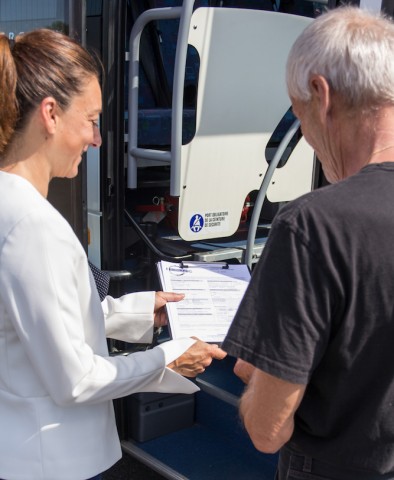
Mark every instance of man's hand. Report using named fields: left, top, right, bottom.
left=167, top=337, right=227, bottom=377
left=154, top=291, right=185, bottom=328
left=234, top=358, right=255, bottom=384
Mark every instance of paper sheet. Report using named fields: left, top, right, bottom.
left=157, top=260, right=250, bottom=343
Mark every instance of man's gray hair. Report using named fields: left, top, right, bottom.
left=286, top=6, right=394, bottom=108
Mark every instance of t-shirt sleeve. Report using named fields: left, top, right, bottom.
left=222, top=215, right=333, bottom=385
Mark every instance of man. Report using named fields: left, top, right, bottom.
left=222, top=6, right=394, bottom=479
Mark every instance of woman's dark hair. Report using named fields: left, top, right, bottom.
left=0, top=29, right=101, bottom=155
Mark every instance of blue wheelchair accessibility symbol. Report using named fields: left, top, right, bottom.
left=189, top=214, right=204, bottom=233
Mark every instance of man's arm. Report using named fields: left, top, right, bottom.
left=234, top=358, right=255, bottom=384
left=239, top=367, right=306, bottom=454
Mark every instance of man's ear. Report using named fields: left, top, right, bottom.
left=39, top=97, right=59, bottom=135
left=309, top=74, right=331, bottom=123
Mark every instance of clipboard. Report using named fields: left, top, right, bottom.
left=156, top=260, right=251, bottom=343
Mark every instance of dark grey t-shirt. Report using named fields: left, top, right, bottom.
left=223, top=163, right=394, bottom=476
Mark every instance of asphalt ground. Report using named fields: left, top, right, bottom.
left=103, top=454, right=166, bottom=480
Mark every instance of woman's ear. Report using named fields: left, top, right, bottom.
left=39, top=97, right=59, bottom=135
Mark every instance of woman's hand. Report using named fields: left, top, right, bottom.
left=154, top=291, right=185, bottom=328
left=167, top=337, right=227, bottom=377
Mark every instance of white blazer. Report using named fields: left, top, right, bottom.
left=0, top=171, right=198, bottom=480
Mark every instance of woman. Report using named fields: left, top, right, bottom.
left=0, top=29, right=226, bottom=480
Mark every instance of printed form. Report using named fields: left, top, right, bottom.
left=157, top=260, right=251, bottom=343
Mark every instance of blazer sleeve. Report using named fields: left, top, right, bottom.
left=102, top=291, right=155, bottom=343
left=0, top=209, right=198, bottom=407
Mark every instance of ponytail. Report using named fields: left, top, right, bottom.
left=0, top=35, right=18, bottom=155
left=0, top=29, right=100, bottom=157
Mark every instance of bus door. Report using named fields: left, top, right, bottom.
left=0, top=0, right=86, bottom=247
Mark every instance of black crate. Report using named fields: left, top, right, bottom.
left=127, top=392, right=195, bottom=442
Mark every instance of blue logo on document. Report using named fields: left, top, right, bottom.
left=189, top=214, right=204, bottom=233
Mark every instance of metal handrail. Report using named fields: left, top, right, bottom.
left=244, top=119, right=301, bottom=269
left=127, top=0, right=195, bottom=195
